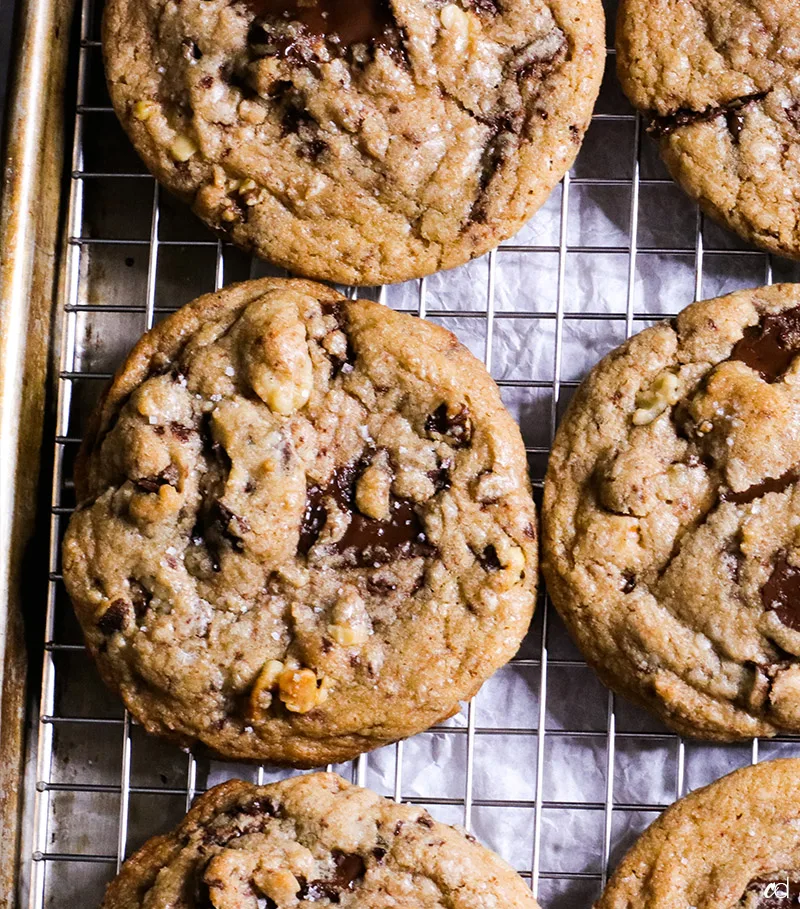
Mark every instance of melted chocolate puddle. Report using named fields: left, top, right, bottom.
left=743, top=875, right=800, bottom=908
left=762, top=555, right=800, bottom=632
left=731, top=306, right=800, bottom=382
left=243, top=0, right=394, bottom=46
left=721, top=468, right=799, bottom=505
left=299, top=463, right=434, bottom=565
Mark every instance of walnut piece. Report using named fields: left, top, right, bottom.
left=632, top=370, right=680, bottom=425
left=355, top=454, right=392, bottom=520
left=170, top=135, right=198, bottom=162
left=278, top=668, right=330, bottom=713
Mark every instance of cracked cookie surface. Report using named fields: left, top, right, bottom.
left=102, top=0, right=604, bottom=285
left=617, top=1, right=800, bottom=259
left=63, top=278, right=537, bottom=765
left=543, top=284, right=800, bottom=741
left=102, top=773, right=540, bottom=909
left=598, top=759, right=800, bottom=909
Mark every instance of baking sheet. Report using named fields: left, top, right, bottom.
left=21, top=0, right=800, bottom=907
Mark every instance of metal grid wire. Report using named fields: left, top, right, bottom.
left=22, top=0, right=800, bottom=907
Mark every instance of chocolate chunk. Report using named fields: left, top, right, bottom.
left=726, top=107, right=746, bottom=142
left=743, top=876, right=800, bottom=908
left=428, top=458, right=452, bottom=493
left=762, top=553, right=800, bottom=631
left=648, top=91, right=768, bottom=138
left=524, top=522, right=536, bottom=539
left=98, top=599, right=128, bottom=634
left=425, top=403, right=473, bottom=447
left=215, top=502, right=251, bottom=552
left=372, top=847, right=387, bottom=862
left=129, top=579, right=152, bottom=621
left=417, top=814, right=434, bottom=828
left=242, top=0, right=395, bottom=49
left=467, top=0, right=499, bottom=14
left=514, top=32, right=568, bottom=82
left=281, top=101, right=317, bottom=137
left=238, top=796, right=282, bottom=817
left=297, top=851, right=366, bottom=902
left=469, top=119, right=521, bottom=224
left=730, top=306, right=800, bottom=382
left=478, top=544, right=501, bottom=571
left=721, top=468, right=799, bottom=505
left=182, top=38, right=203, bottom=60
left=298, top=481, right=331, bottom=555
left=299, top=463, right=435, bottom=565
left=170, top=421, right=195, bottom=442
left=299, top=137, right=328, bottom=161
left=366, top=576, right=398, bottom=595
left=621, top=570, right=636, bottom=593
left=135, top=463, right=179, bottom=494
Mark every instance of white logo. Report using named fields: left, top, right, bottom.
left=762, top=876, right=790, bottom=900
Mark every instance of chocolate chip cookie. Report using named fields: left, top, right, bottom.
left=598, top=758, right=800, bottom=909
left=62, top=278, right=537, bottom=765
left=103, top=773, right=540, bottom=909
left=102, top=0, right=604, bottom=285
left=543, top=283, right=800, bottom=741
left=617, top=1, right=800, bottom=259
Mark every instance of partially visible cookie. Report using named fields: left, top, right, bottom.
left=617, top=1, right=800, bottom=259
left=103, top=0, right=605, bottom=285
left=102, top=773, right=540, bottom=909
left=598, top=758, right=800, bottom=909
left=543, top=283, right=800, bottom=741
left=62, top=277, right=537, bottom=766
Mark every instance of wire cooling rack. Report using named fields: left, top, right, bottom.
left=21, top=0, right=800, bottom=907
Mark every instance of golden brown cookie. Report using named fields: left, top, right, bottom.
left=103, top=773, right=540, bottom=909
left=544, top=284, right=800, bottom=741
left=63, top=277, right=537, bottom=765
left=617, top=1, right=800, bottom=259
left=598, top=758, right=800, bottom=909
left=103, top=0, right=605, bottom=284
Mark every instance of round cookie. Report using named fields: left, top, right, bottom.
left=63, top=277, right=537, bottom=765
left=598, top=758, right=800, bottom=909
left=102, top=0, right=605, bottom=285
left=617, top=1, right=800, bottom=259
left=543, top=283, right=800, bottom=741
left=102, top=772, right=540, bottom=909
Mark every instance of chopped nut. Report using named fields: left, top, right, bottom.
left=242, top=297, right=314, bottom=414
left=128, top=483, right=181, bottom=524
left=239, top=179, right=263, bottom=207
left=322, top=330, right=348, bottom=360
left=212, top=165, right=227, bottom=189
left=632, top=370, right=680, bottom=425
left=247, top=659, right=284, bottom=719
left=170, top=134, right=198, bottom=162
left=488, top=541, right=526, bottom=592
left=440, top=3, right=469, bottom=33
left=329, top=623, right=369, bottom=647
left=355, top=455, right=392, bottom=520
left=132, top=100, right=155, bottom=121
left=278, top=667, right=328, bottom=713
